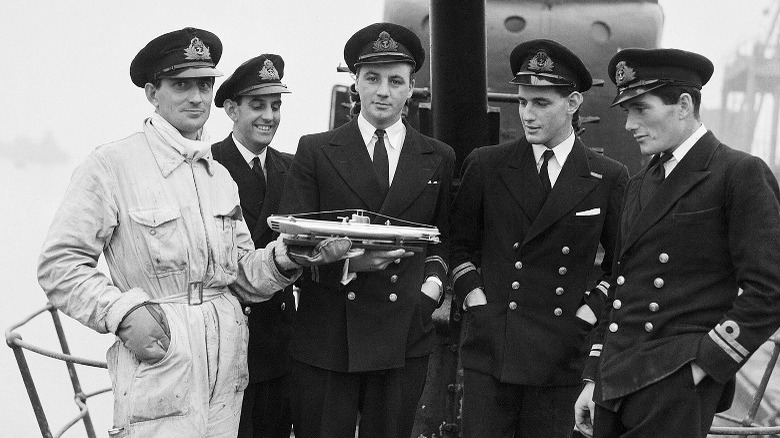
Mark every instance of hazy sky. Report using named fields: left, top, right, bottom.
left=1, top=1, right=776, bottom=436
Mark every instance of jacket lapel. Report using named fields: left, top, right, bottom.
left=498, top=139, right=546, bottom=223
left=380, top=125, right=441, bottom=217
left=620, top=132, right=718, bottom=256
left=322, top=119, right=386, bottom=212
left=214, top=135, right=263, bottom=225
left=524, top=139, right=599, bottom=245
left=252, top=148, right=287, bottom=242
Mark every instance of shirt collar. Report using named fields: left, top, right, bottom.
left=232, top=133, right=267, bottom=168
left=669, top=124, right=707, bottom=163
left=357, top=113, right=406, bottom=150
left=144, top=118, right=216, bottom=178
left=532, top=129, right=575, bottom=166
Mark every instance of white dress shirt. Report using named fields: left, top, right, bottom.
left=662, top=124, right=707, bottom=177
left=232, top=134, right=268, bottom=178
left=357, top=113, right=406, bottom=186
left=532, top=129, right=575, bottom=188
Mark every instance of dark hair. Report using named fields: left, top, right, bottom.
left=648, top=85, right=702, bottom=118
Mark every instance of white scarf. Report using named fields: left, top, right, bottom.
left=147, top=112, right=212, bottom=160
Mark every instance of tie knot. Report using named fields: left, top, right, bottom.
left=252, top=156, right=262, bottom=169
left=542, top=149, right=555, bottom=163
left=657, top=152, right=673, bottom=166
left=375, top=129, right=386, bottom=139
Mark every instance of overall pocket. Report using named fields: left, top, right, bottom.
left=129, top=208, right=187, bottom=277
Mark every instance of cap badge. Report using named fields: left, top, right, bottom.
left=528, top=50, right=554, bottom=72
left=184, top=37, right=211, bottom=61
left=615, top=61, right=636, bottom=86
left=372, top=31, right=399, bottom=53
left=259, top=59, right=280, bottom=81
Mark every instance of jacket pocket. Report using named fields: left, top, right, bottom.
left=673, top=206, right=723, bottom=223
left=129, top=208, right=187, bottom=277
left=213, top=204, right=242, bottom=275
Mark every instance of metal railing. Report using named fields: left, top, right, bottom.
left=5, top=302, right=109, bottom=438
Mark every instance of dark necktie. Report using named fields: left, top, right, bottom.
left=252, top=156, right=267, bottom=202
left=539, top=149, right=555, bottom=200
left=640, top=152, right=673, bottom=208
left=373, top=129, right=389, bottom=193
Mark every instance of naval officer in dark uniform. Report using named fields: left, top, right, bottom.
left=574, top=48, right=780, bottom=438
left=278, top=22, right=455, bottom=438
left=450, top=39, right=629, bottom=437
left=211, top=54, right=295, bottom=438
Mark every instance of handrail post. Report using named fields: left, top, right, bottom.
left=7, top=332, right=53, bottom=438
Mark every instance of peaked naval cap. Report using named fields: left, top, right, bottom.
left=344, top=22, right=425, bottom=73
left=130, top=27, right=223, bottom=88
left=215, top=54, right=291, bottom=108
left=509, top=39, right=592, bottom=92
left=608, top=48, right=714, bottom=106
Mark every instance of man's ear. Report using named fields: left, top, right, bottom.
left=678, top=93, right=694, bottom=119
left=567, top=91, right=584, bottom=115
left=144, top=83, right=159, bottom=108
left=408, top=78, right=415, bottom=99
left=223, top=99, right=240, bottom=123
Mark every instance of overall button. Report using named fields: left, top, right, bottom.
left=390, top=274, right=399, bottom=283
left=649, top=302, right=659, bottom=312
left=347, top=292, right=356, bottom=301
left=616, top=276, right=625, bottom=285
left=280, top=302, right=286, bottom=311
left=389, top=293, right=398, bottom=302
left=613, top=300, right=622, bottom=310
left=609, top=322, right=618, bottom=333
left=394, top=258, right=401, bottom=264
left=561, top=246, right=570, bottom=255
left=511, top=281, right=520, bottom=290
left=645, top=322, right=654, bottom=332
left=554, top=308, right=563, bottom=317
left=555, top=287, right=564, bottom=296
left=653, top=278, right=664, bottom=289
left=558, top=267, right=567, bottom=275
left=149, top=229, right=157, bottom=236
left=243, top=306, right=252, bottom=315
left=515, top=261, right=523, bottom=270
left=659, top=253, right=669, bottom=263
left=508, top=301, right=517, bottom=310
left=513, top=242, right=520, bottom=250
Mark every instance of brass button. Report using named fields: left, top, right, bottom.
left=613, top=300, right=622, bottom=310
left=513, top=242, right=520, bottom=250
left=150, top=229, right=157, bottom=236
left=243, top=306, right=251, bottom=315
left=659, top=253, right=669, bottom=263
left=390, top=274, right=399, bottom=283
left=616, top=276, right=625, bottom=285
left=394, top=258, right=401, bottom=264
left=609, top=322, right=618, bottom=333
left=280, top=302, right=286, bottom=311
left=515, top=261, right=523, bottom=270
left=554, top=308, right=563, bottom=317
left=389, top=293, right=398, bottom=302
left=645, top=322, right=654, bottom=332
left=508, top=301, right=517, bottom=310
left=649, top=302, right=659, bottom=312
left=347, top=292, right=356, bottom=301
left=558, top=267, right=567, bottom=275
left=653, top=278, right=664, bottom=289
left=555, top=287, right=564, bottom=296
left=561, top=246, right=570, bottom=255
left=511, top=281, right=520, bottom=290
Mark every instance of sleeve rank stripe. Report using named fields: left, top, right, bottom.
left=714, top=323, right=749, bottom=357
left=596, top=281, right=609, bottom=296
left=708, top=329, right=745, bottom=363
left=452, top=262, right=477, bottom=283
left=425, top=255, right=448, bottom=273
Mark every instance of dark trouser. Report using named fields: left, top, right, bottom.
left=237, top=374, right=292, bottom=438
left=594, top=364, right=725, bottom=438
left=397, top=356, right=429, bottom=438
left=290, top=357, right=428, bottom=438
left=462, top=368, right=580, bottom=438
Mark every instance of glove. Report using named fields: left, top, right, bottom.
left=116, top=303, right=170, bottom=364
left=286, top=236, right=360, bottom=267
